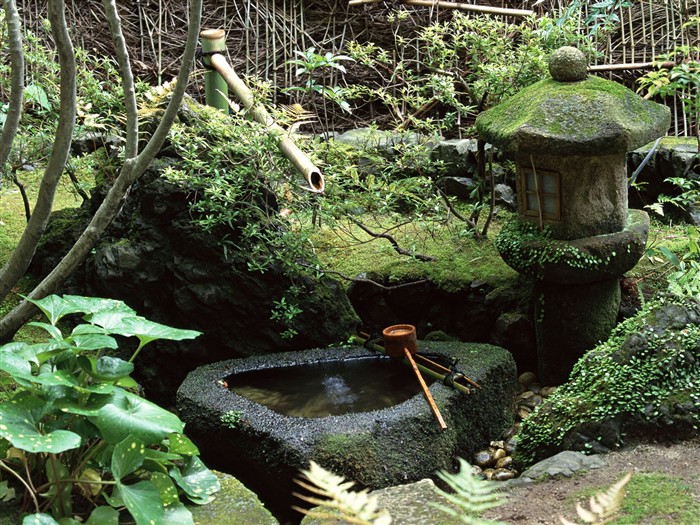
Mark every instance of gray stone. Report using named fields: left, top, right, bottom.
left=300, top=479, right=464, bottom=525
left=334, top=127, right=430, bottom=152
left=188, top=471, right=278, bottom=525
left=431, top=138, right=478, bottom=176
left=177, top=341, right=517, bottom=515
left=495, top=183, right=516, bottom=209
left=519, top=451, right=607, bottom=480
left=548, top=46, right=589, bottom=82
left=437, top=176, right=476, bottom=199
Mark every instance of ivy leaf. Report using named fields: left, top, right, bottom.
left=119, top=316, right=202, bottom=347
left=34, top=369, right=114, bottom=395
left=0, top=393, right=81, bottom=453
left=150, top=472, right=180, bottom=506
left=78, top=355, right=134, bottom=381
left=169, top=456, right=220, bottom=505
left=90, top=388, right=184, bottom=445
left=167, top=433, right=200, bottom=456
left=66, top=333, right=119, bottom=351
left=26, top=295, right=82, bottom=325
left=111, top=436, right=147, bottom=480
left=21, top=514, right=60, bottom=525
left=62, top=295, right=136, bottom=315
left=118, top=480, right=165, bottom=525
left=85, top=506, right=119, bottom=525
left=0, top=350, right=34, bottom=386
left=55, top=394, right=113, bottom=417
left=84, top=310, right=138, bottom=332
left=163, top=501, right=195, bottom=525
left=27, top=322, right=63, bottom=340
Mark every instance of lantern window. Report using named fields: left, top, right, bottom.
left=521, top=167, right=561, bottom=220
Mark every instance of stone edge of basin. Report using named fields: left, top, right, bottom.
left=176, top=341, right=517, bottom=491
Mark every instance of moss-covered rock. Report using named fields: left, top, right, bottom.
left=515, top=294, right=700, bottom=466
left=189, top=471, right=278, bottom=525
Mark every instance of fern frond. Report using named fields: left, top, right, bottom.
left=559, top=472, right=631, bottom=525
left=432, top=457, right=507, bottom=525
left=294, top=461, right=392, bottom=525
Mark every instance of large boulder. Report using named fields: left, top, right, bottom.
left=515, top=293, right=700, bottom=466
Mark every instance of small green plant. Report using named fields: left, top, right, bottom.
left=270, top=295, right=303, bottom=340
left=0, top=294, right=219, bottom=524
left=432, top=458, right=506, bottom=525
left=285, top=47, right=354, bottom=132
left=220, top=411, right=242, bottom=429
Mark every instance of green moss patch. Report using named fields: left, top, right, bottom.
left=568, top=473, right=700, bottom=525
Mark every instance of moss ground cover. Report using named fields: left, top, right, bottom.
left=311, top=214, right=518, bottom=292
left=570, top=473, right=700, bottom=525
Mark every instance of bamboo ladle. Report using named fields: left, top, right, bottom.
left=382, top=325, right=447, bottom=431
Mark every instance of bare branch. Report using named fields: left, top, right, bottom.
left=0, top=0, right=76, bottom=304
left=102, top=0, right=139, bottom=159
left=0, top=0, right=24, bottom=172
left=348, top=216, right=436, bottom=262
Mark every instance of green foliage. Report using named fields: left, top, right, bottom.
left=344, top=10, right=597, bottom=136
left=432, top=458, right=506, bottom=525
left=649, top=225, right=700, bottom=299
left=638, top=45, right=700, bottom=147
left=515, top=294, right=700, bottom=466
left=0, top=295, right=219, bottom=524
left=495, top=220, right=607, bottom=276
left=219, top=411, right=242, bottom=429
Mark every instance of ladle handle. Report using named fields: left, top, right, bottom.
left=404, top=347, right=447, bottom=431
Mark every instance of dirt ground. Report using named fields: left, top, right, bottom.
left=482, top=439, right=700, bottom=525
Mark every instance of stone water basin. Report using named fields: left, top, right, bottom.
left=176, top=342, right=516, bottom=518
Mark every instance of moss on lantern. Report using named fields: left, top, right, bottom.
left=476, top=75, right=671, bottom=156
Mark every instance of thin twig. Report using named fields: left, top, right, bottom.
left=348, top=216, right=436, bottom=261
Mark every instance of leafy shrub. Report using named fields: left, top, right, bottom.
left=0, top=295, right=219, bottom=524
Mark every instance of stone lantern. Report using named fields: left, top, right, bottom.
left=476, top=47, right=670, bottom=385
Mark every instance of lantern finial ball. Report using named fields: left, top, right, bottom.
left=549, top=46, right=588, bottom=82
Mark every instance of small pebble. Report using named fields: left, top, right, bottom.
left=493, top=468, right=515, bottom=481
left=518, top=371, right=537, bottom=388
left=495, top=456, right=512, bottom=469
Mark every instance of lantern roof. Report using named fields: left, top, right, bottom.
left=476, top=47, right=670, bottom=156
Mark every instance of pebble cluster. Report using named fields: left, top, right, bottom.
left=471, top=371, right=557, bottom=481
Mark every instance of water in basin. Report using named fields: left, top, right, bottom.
left=227, top=356, right=433, bottom=417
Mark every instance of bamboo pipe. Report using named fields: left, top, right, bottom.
left=413, top=353, right=480, bottom=389
left=404, top=347, right=447, bottom=430
left=199, top=31, right=324, bottom=193
left=349, top=334, right=473, bottom=395
left=200, top=29, right=229, bottom=112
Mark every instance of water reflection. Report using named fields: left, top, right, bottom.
left=228, top=357, right=431, bottom=418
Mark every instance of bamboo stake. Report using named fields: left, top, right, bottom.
left=588, top=60, right=676, bottom=72
left=208, top=52, right=325, bottom=193
left=405, top=347, right=447, bottom=430
left=399, top=0, right=533, bottom=17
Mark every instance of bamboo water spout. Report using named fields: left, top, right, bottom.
left=199, top=30, right=324, bottom=193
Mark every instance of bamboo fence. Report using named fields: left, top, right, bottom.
left=13, top=0, right=700, bottom=136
